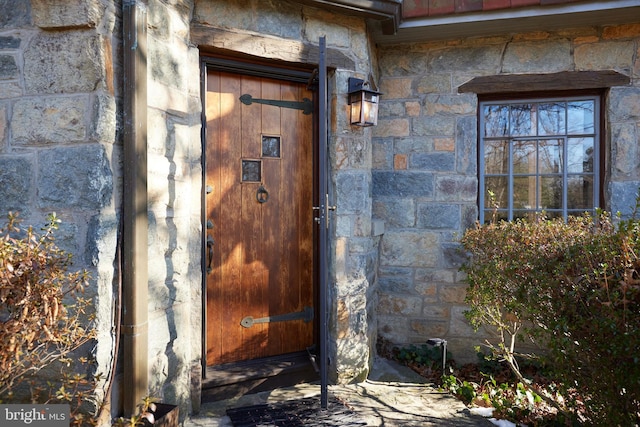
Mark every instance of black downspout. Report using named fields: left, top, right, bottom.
left=122, top=0, right=149, bottom=417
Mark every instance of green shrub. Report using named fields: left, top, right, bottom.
left=461, top=210, right=640, bottom=425
left=0, top=212, right=97, bottom=425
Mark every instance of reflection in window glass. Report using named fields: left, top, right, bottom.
left=513, top=176, right=536, bottom=209
left=510, top=104, right=536, bottom=136
left=479, top=95, right=599, bottom=222
left=484, top=176, right=508, bottom=208
left=538, top=103, right=565, bottom=135
left=568, top=176, right=593, bottom=209
left=538, top=140, right=563, bottom=174
left=483, top=105, right=509, bottom=137
left=512, top=141, right=536, bottom=175
left=484, top=140, right=509, bottom=174
left=540, top=176, right=562, bottom=210
left=567, top=100, right=594, bottom=134
left=568, top=137, right=594, bottom=173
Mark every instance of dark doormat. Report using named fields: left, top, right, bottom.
left=226, top=396, right=367, bottom=426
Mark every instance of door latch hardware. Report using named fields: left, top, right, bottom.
left=256, top=185, right=269, bottom=203
left=240, top=306, right=314, bottom=328
left=206, top=235, right=215, bottom=274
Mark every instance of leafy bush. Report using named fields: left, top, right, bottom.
left=461, top=210, right=640, bottom=425
left=0, top=212, right=97, bottom=425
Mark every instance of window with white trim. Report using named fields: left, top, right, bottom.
left=479, top=95, right=600, bottom=223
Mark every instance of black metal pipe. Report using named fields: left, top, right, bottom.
left=317, top=35, right=329, bottom=410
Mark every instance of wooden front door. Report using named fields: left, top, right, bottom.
left=204, top=68, right=316, bottom=366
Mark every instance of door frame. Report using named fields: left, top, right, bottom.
left=199, top=55, right=320, bottom=376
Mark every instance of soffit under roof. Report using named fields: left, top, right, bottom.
left=372, top=0, right=640, bottom=44
left=292, top=0, right=402, bottom=35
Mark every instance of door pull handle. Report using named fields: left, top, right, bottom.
left=206, top=235, right=215, bottom=274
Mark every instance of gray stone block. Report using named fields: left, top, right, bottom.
left=31, top=0, right=100, bottom=29
left=456, top=116, right=477, bottom=174
left=0, top=55, right=18, bottom=79
left=24, top=32, right=103, bottom=94
left=373, top=198, right=415, bottom=228
left=12, top=96, right=88, bottom=145
left=608, top=87, right=640, bottom=122
left=502, top=40, right=572, bottom=74
left=0, top=36, right=20, bottom=49
left=417, top=203, right=460, bottom=229
left=37, top=145, right=112, bottom=210
left=0, top=156, right=33, bottom=214
left=428, top=45, right=502, bottom=73
left=611, top=123, right=639, bottom=178
left=0, top=0, right=30, bottom=28
left=381, top=230, right=438, bottom=267
left=373, top=171, right=433, bottom=197
left=609, top=181, right=640, bottom=219
left=435, top=176, right=477, bottom=202
left=412, top=114, right=455, bottom=136
left=410, top=152, right=455, bottom=171
left=336, top=172, right=369, bottom=214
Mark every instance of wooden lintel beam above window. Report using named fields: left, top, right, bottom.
left=458, top=71, right=631, bottom=94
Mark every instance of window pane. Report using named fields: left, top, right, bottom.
left=538, top=102, right=566, bottom=135
left=479, top=95, right=598, bottom=222
left=513, top=176, right=536, bottom=209
left=568, top=175, right=593, bottom=209
left=543, top=211, right=563, bottom=219
left=484, top=140, right=509, bottom=174
left=513, top=210, right=539, bottom=221
left=262, top=135, right=281, bottom=158
left=539, top=139, right=563, bottom=174
left=567, top=137, right=594, bottom=173
left=241, top=160, right=261, bottom=182
left=512, top=141, right=536, bottom=174
left=567, top=100, right=594, bottom=134
left=510, top=104, right=536, bottom=136
left=540, top=176, right=562, bottom=210
left=484, top=176, right=508, bottom=209
left=483, top=105, right=509, bottom=137
left=483, top=209, right=508, bottom=224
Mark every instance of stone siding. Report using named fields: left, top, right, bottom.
left=145, top=0, right=203, bottom=415
left=0, top=0, right=203, bottom=420
left=0, top=0, right=120, bottom=418
left=374, top=24, right=640, bottom=362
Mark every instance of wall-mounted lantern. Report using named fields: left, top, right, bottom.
left=348, top=77, right=381, bottom=127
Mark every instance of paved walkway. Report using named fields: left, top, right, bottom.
left=184, top=357, right=493, bottom=426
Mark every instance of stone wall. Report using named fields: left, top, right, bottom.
left=191, top=0, right=381, bottom=383
left=0, top=0, right=119, bottom=415
left=373, top=24, right=640, bottom=363
left=0, top=0, right=204, bottom=420
left=145, top=0, right=203, bottom=414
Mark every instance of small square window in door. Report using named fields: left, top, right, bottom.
left=262, top=135, right=281, bottom=158
left=241, top=159, right=261, bottom=182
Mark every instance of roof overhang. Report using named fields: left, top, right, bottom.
left=292, top=0, right=402, bottom=35
left=372, top=0, right=640, bottom=44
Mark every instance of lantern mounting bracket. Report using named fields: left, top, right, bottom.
left=348, top=77, right=369, bottom=93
